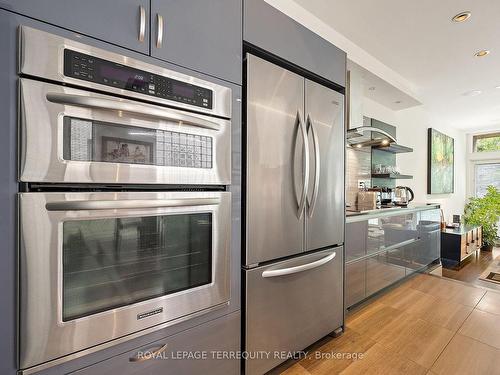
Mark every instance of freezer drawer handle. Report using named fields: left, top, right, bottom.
left=129, top=343, right=168, bottom=362
left=45, top=198, right=220, bottom=211
left=261, top=251, right=336, bottom=278
left=46, top=92, right=221, bottom=131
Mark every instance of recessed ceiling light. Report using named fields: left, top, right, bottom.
left=452, top=11, right=471, bottom=23
left=462, top=90, right=482, bottom=97
left=474, top=49, right=490, bottom=57
left=368, top=86, right=376, bottom=91
left=495, top=85, right=500, bottom=89
left=394, top=100, right=402, bottom=104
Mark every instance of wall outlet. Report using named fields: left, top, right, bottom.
left=358, top=180, right=371, bottom=189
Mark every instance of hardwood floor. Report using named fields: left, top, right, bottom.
left=440, top=247, right=500, bottom=291
left=276, top=273, right=500, bottom=375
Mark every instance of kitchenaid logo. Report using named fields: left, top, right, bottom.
left=137, top=307, right=163, bottom=320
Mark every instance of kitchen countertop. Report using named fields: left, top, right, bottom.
left=346, top=203, right=441, bottom=223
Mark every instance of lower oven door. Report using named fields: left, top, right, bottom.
left=19, top=78, right=231, bottom=185
left=19, top=191, right=230, bottom=369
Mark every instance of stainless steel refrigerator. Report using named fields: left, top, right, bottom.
left=244, top=53, right=345, bottom=375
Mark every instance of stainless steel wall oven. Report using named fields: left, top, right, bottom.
left=18, top=26, right=232, bottom=371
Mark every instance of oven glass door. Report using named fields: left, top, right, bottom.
left=20, top=78, right=231, bottom=185
left=62, top=212, right=212, bottom=321
left=19, top=191, right=230, bottom=369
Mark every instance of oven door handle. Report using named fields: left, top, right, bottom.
left=46, top=92, right=221, bottom=131
left=45, top=198, right=220, bottom=211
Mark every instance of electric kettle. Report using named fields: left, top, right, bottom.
left=393, top=186, right=414, bottom=206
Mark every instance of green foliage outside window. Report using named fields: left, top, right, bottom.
left=474, top=135, right=500, bottom=152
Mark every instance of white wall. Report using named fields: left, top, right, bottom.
left=396, top=108, right=467, bottom=220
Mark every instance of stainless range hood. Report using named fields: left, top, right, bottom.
left=347, top=126, right=396, bottom=148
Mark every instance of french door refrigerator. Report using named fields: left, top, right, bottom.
left=244, top=54, right=345, bottom=375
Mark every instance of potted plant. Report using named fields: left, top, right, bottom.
left=463, top=185, right=500, bottom=251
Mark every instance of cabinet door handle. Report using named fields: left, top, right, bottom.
left=130, top=343, right=168, bottom=362
left=138, top=5, right=146, bottom=42
left=156, top=14, right=164, bottom=48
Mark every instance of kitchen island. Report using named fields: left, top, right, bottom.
left=345, top=203, right=441, bottom=308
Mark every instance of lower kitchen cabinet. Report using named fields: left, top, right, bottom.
left=345, top=206, right=441, bottom=309
left=71, top=312, right=240, bottom=375
left=345, top=259, right=366, bottom=307
left=366, top=251, right=406, bottom=296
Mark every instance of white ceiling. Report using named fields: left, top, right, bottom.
left=293, top=0, right=500, bottom=131
left=348, top=60, right=422, bottom=111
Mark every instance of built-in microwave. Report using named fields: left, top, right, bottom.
left=19, top=191, right=231, bottom=369
left=19, top=26, right=232, bottom=186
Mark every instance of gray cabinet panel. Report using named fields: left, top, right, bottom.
left=345, top=260, right=365, bottom=307
left=345, top=221, right=367, bottom=262
left=151, top=0, right=242, bottom=84
left=244, top=0, right=346, bottom=87
left=72, top=312, right=240, bottom=375
left=0, top=0, right=150, bottom=54
left=0, top=8, right=19, bottom=375
left=366, top=251, right=405, bottom=296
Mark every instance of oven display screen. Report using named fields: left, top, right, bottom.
left=100, top=65, right=148, bottom=88
left=172, top=83, right=195, bottom=99
left=64, top=49, right=213, bottom=109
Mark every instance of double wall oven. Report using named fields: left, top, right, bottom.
left=18, top=27, right=232, bottom=370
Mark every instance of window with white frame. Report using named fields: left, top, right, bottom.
left=474, top=163, right=500, bottom=197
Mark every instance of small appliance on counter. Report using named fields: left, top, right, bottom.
left=393, top=186, right=415, bottom=206
left=372, top=186, right=394, bottom=205
left=357, top=189, right=380, bottom=210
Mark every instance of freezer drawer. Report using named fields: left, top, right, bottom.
left=245, top=248, right=343, bottom=375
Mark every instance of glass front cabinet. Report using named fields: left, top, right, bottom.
left=345, top=207, right=441, bottom=308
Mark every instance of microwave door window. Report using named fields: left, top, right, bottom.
left=62, top=117, right=213, bottom=169
left=62, top=213, right=212, bottom=321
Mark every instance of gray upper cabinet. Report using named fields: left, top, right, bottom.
left=151, top=0, right=242, bottom=84
left=0, top=0, right=150, bottom=54
left=244, top=0, right=346, bottom=87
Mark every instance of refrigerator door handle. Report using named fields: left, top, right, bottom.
left=297, top=110, right=310, bottom=219
left=306, top=114, right=320, bottom=217
left=261, top=251, right=336, bottom=278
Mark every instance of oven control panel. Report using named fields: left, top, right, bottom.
left=63, top=49, right=213, bottom=109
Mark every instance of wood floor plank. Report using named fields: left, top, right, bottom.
left=431, top=334, right=500, bottom=375
left=299, top=328, right=376, bottom=374
left=373, top=313, right=455, bottom=368
left=458, top=309, right=500, bottom=349
left=394, top=292, right=473, bottom=332
left=409, top=275, right=486, bottom=307
left=346, top=302, right=404, bottom=339
left=339, top=342, right=427, bottom=375
left=476, top=291, right=500, bottom=316
left=280, top=363, right=312, bottom=375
